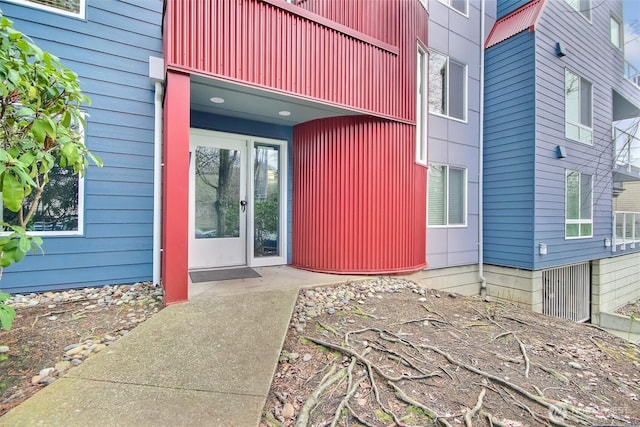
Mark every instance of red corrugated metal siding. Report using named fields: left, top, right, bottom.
left=293, top=116, right=427, bottom=274
left=485, top=0, right=545, bottom=48
left=162, top=0, right=430, bottom=276
left=164, top=0, right=428, bottom=123
left=294, top=0, right=399, bottom=46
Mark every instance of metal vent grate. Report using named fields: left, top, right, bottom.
left=542, top=262, right=591, bottom=322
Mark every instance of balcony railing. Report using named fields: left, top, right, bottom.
left=614, top=123, right=640, bottom=171
left=625, top=60, right=640, bottom=87
left=613, top=211, right=640, bottom=250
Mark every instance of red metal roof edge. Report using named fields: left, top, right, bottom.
left=485, top=0, right=546, bottom=49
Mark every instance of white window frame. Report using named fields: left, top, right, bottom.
left=416, top=44, right=427, bottom=166
left=4, top=0, right=86, bottom=19
left=435, top=0, right=468, bottom=16
left=610, top=16, right=622, bottom=49
left=0, top=176, right=85, bottom=237
left=564, top=69, right=593, bottom=145
left=427, top=164, right=467, bottom=228
left=428, top=50, right=468, bottom=123
left=565, top=170, right=593, bottom=239
left=564, top=0, right=591, bottom=22
left=0, top=112, right=85, bottom=237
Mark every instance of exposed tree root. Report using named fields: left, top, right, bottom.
left=304, top=335, right=430, bottom=382
left=388, top=381, right=453, bottom=427
left=415, top=342, right=595, bottom=425
left=295, top=363, right=345, bottom=427
left=483, top=410, right=511, bottom=427
left=534, top=363, right=568, bottom=383
left=464, top=388, right=485, bottom=427
left=329, top=357, right=362, bottom=427
left=274, top=293, right=639, bottom=427
left=345, top=403, right=375, bottom=427
left=391, top=316, right=452, bottom=327
left=491, top=330, right=530, bottom=378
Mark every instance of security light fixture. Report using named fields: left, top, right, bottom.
left=539, top=243, right=547, bottom=255
left=556, top=145, right=567, bottom=158
left=555, top=42, right=566, bottom=57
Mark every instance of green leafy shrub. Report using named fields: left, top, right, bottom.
left=0, top=11, right=102, bottom=329
left=0, top=291, right=15, bottom=330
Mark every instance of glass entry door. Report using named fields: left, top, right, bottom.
left=189, top=130, right=247, bottom=270
left=253, top=144, right=281, bottom=258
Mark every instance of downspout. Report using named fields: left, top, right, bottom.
left=478, top=0, right=487, bottom=296
left=153, top=81, right=163, bottom=286
left=149, top=56, right=165, bottom=286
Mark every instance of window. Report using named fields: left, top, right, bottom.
left=610, top=16, right=622, bottom=49
left=565, top=69, right=592, bottom=144
left=565, top=0, right=590, bottom=21
left=5, top=0, right=85, bottom=18
left=428, top=165, right=466, bottom=226
left=2, top=167, right=84, bottom=235
left=429, top=51, right=467, bottom=121
left=416, top=46, right=427, bottom=165
left=437, top=0, right=468, bottom=15
left=1, top=113, right=84, bottom=236
left=565, top=171, right=592, bottom=238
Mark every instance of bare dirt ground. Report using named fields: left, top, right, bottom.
left=0, top=283, right=162, bottom=416
left=261, top=281, right=640, bottom=427
left=1, top=279, right=639, bottom=426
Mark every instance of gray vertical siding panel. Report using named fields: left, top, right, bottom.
left=426, top=0, right=483, bottom=269
left=483, top=30, right=536, bottom=269
left=0, top=0, right=162, bottom=292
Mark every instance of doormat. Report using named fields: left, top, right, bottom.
left=189, top=267, right=261, bottom=283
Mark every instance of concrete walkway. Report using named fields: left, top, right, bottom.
left=0, top=266, right=362, bottom=427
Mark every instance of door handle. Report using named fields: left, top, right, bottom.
left=240, top=200, right=247, bottom=212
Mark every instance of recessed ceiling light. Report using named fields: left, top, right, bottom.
left=210, top=97, right=225, bottom=103
left=278, top=110, right=291, bottom=116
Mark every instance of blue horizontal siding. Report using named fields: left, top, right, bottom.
left=497, top=0, right=531, bottom=18
left=19, top=236, right=152, bottom=256
left=483, top=31, right=536, bottom=270
left=63, top=59, right=154, bottom=90
left=89, top=167, right=154, bottom=184
left=88, top=149, right=153, bottom=166
left=191, top=112, right=294, bottom=264
left=10, top=250, right=151, bottom=272
left=87, top=181, right=154, bottom=197
left=89, top=111, right=154, bottom=132
left=85, top=195, right=153, bottom=211
left=86, top=209, right=153, bottom=224
left=88, top=124, right=154, bottom=146
left=5, top=265, right=152, bottom=294
left=0, top=0, right=162, bottom=293
left=85, top=223, right=153, bottom=239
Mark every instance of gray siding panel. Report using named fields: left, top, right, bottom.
left=0, top=0, right=163, bottom=293
left=483, top=31, right=536, bottom=269
left=426, top=0, right=484, bottom=269
left=531, top=0, right=639, bottom=269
